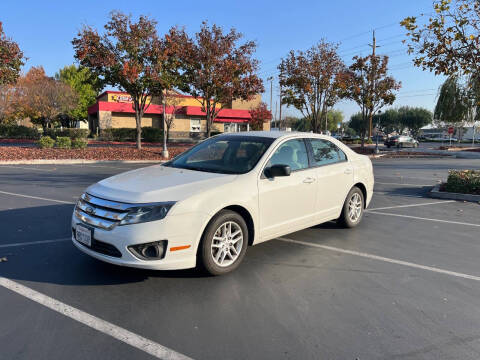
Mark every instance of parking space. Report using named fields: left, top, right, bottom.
left=1, top=158, right=480, bottom=359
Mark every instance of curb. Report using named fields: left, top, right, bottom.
left=0, top=159, right=167, bottom=165
left=430, top=184, right=480, bottom=203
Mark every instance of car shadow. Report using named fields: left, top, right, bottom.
left=0, top=204, right=209, bottom=287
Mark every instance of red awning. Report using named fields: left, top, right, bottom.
left=88, top=102, right=252, bottom=123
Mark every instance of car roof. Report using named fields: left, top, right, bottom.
left=218, top=131, right=332, bottom=140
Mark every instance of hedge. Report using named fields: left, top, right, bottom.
left=444, top=170, right=480, bottom=195
left=72, top=138, right=88, bottom=149
left=0, top=125, right=39, bottom=139
left=43, top=128, right=89, bottom=140
left=100, top=127, right=164, bottom=142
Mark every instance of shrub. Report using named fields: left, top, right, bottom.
left=72, top=138, right=88, bottom=149
left=142, top=127, right=163, bottom=142
left=444, top=170, right=480, bottom=195
left=366, top=138, right=373, bottom=144
left=100, top=128, right=137, bottom=141
left=100, top=127, right=163, bottom=142
left=37, top=136, right=55, bottom=148
left=55, top=136, right=71, bottom=149
left=43, top=128, right=89, bottom=140
left=0, top=125, right=39, bottom=139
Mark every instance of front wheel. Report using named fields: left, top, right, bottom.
left=338, top=187, right=364, bottom=228
left=199, top=210, right=248, bottom=275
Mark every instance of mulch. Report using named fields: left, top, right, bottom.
left=0, top=146, right=191, bottom=161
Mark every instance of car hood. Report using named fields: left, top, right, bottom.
left=86, top=164, right=236, bottom=203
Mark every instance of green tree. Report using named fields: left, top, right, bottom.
left=348, top=112, right=368, bottom=137
left=73, top=11, right=180, bottom=149
left=326, top=109, right=344, bottom=133
left=398, top=106, right=433, bottom=137
left=55, top=65, right=102, bottom=127
left=434, top=75, right=468, bottom=125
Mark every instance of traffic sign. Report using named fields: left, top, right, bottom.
left=448, top=126, right=454, bottom=134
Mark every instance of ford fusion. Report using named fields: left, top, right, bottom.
left=72, top=131, right=374, bottom=275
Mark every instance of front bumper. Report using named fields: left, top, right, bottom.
left=71, top=211, right=209, bottom=270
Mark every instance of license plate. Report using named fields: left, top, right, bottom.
left=76, top=225, right=92, bottom=247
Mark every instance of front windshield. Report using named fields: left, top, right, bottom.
left=165, top=135, right=274, bottom=174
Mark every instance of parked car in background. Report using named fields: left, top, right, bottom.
left=371, top=134, right=386, bottom=142
left=72, top=131, right=374, bottom=275
left=384, top=135, right=419, bottom=148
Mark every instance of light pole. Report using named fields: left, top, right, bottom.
left=374, top=111, right=381, bottom=154
left=162, top=91, right=169, bottom=159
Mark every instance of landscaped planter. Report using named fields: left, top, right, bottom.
left=430, top=184, right=480, bottom=202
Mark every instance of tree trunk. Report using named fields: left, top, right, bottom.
left=206, top=107, right=212, bottom=138
left=135, top=111, right=142, bottom=150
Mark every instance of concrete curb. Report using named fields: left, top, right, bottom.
left=0, top=159, right=167, bottom=165
left=430, top=184, right=480, bottom=203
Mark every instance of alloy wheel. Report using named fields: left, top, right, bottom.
left=348, top=193, right=362, bottom=222
left=211, top=221, right=244, bottom=267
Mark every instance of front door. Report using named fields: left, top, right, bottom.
left=258, top=138, right=318, bottom=240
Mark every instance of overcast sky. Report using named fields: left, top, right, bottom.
left=0, top=0, right=444, bottom=122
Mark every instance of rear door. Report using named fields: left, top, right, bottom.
left=307, top=138, right=354, bottom=220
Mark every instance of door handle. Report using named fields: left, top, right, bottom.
left=344, top=168, right=353, bottom=175
left=303, top=177, right=316, bottom=184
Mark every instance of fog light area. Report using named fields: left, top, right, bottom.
left=128, top=240, right=167, bottom=260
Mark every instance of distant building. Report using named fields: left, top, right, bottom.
left=87, top=91, right=270, bottom=140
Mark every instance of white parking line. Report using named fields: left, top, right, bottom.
left=0, top=277, right=193, bottom=360
left=0, top=190, right=74, bottom=204
left=368, top=211, right=480, bottom=227
left=0, top=238, right=70, bottom=248
left=367, top=200, right=455, bottom=211
left=277, top=237, right=480, bottom=282
left=375, top=182, right=435, bottom=187
left=0, top=165, right=55, bottom=172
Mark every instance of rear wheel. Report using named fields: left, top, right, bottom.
left=199, top=210, right=248, bottom=275
left=338, top=186, right=364, bottom=228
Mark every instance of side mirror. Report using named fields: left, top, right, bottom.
left=264, top=164, right=291, bottom=178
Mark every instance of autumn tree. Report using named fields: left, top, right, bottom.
left=73, top=12, right=179, bottom=149
left=248, top=102, right=271, bottom=130
left=163, top=91, right=183, bottom=142
left=169, top=22, right=264, bottom=137
left=0, top=22, right=25, bottom=124
left=340, top=55, right=401, bottom=146
left=15, top=67, right=77, bottom=131
left=278, top=40, right=346, bottom=133
left=55, top=64, right=102, bottom=127
left=0, top=22, right=24, bottom=86
left=401, top=0, right=480, bottom=76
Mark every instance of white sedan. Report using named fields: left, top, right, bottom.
left=72, top=131, right=374, bottom=275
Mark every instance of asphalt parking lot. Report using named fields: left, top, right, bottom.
left=1, top=157, right=480, bottom=360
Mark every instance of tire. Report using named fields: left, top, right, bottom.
left=337, top=186, right=365, bottom=228
left=199, top=210, right=248, bottom=275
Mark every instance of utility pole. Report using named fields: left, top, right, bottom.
left=368, top=30, right=379, bottom=140
left=279, top=84, right=282, bottom=131
left=267, top=76, right=273, bottom=130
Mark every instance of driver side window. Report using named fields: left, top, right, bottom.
left=267, top=139, right=309, bottom=171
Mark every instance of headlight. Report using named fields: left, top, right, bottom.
left=119, top=202, right=175, bottom=226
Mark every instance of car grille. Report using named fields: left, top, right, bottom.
left=72, top=227, right=122, bottom=258
left=74, top=193, right=132, bottom=230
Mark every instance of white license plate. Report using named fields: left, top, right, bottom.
left=76, top=225, right=92, bottom=247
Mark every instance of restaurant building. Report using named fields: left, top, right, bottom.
left=87, top=91, right=270, bottom=139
